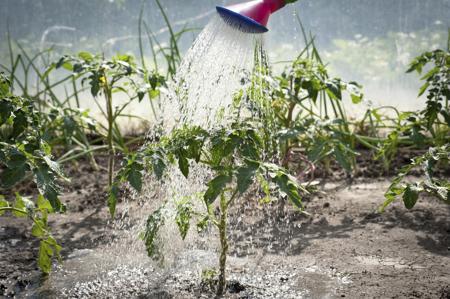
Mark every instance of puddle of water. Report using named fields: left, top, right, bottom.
left=23, top=248, right=350, bottom=298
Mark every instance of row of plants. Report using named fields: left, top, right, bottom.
left=0, top=4, right=448, bottom=296
left=110, top=32, right=449, bottom=297
left=0, top=0, right=180, bottom=273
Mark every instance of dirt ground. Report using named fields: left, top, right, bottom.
left=0, top=156, right=449, bottom=298
left=229, top=179, right=450, bottom=299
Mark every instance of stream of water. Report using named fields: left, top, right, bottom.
left=157, top=16, right=260, bottom=130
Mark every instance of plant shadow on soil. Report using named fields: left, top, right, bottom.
left=229, top=180, right=450, bottom=259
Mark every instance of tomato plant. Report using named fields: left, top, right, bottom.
left=111, top=121, right=307, bottom=296
left=54, top=52, right=165, bottom=187
left=376, top=44, right=449, bottom=170
left=381, top=44, right=449, bottom=210
left=0, top=72, right=64, bottom=273
left=250, top=38, right=364, bottom=175
left=382, top=144, right=449, bottom=210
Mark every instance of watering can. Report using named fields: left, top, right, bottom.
left=216, top=0, right=298, bottom=33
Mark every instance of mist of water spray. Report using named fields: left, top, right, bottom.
left=158, top=16, right=263, bottom=131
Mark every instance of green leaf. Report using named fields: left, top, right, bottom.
left=276, top=128, right=303, bottom=142
left=420, top=66, right=438, bottom=81
left=308, top=140, right=326, bottom=162
left=43, top=156, right=66, bottom=180
left=13, top=193, right=32, bottom=217
left=418, top=82, right=430, bottom=97
left=351, top=93, right=362, bottom=104
left=34, top=165, right=63, bottom=212
left=78, top=51, right=93, bottom=62
left=196, top=215, right=210, bottom=232
left=204, top=175, right=232, bottom=205
left=127, top=166, right=143, bottom=192
left=381, top=189, right=397, bottom=212
left=141, top=207, right=165, bottom=258
left=0, top=73, right=11, bottom=95
left=38, top=241, right=53, bottom=274
left=38, top=237, right=61, bottom=274
left=273, top=173, right=304, bottom=209
left=47, top=236, right=62, bottom=257
left=32, top=221, right=46, bottom=238
left=333, top=144, right=352, bottom=173
left=325, top=80, right=342, bottom=101
left=178, top=156, right=189, bottom=178
left=236, top=161, right=259, bottom=194
left=55, top=56, right=67, bottom=69
left=89, top=72, right=102, bottom=97
left=62, top=61, right=74, bottom=71
left=137, top=89, right=146, bottom=102
left=12, top=111, right=28, bottom=137
left=42, top=64, right=56, bottom=79
left=1, top=164, right=27, bottom=188
left=37, top=194, right=53, bottom=213
left=0, top=101, right=12, bottom=125
left=149, top=89, right=160, bottom=99
left=403, top=184, right=420, bottom=209
left=175, top=201, right=192, bottom=240
left=63, top=115, right=77, bottom=138
left=151, top=151, right=166, bottom=180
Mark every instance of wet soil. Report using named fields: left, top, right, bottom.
left=1, top=156, right=449, bottom=298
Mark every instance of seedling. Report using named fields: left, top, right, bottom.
left=112, top=122, right=307, bottom=296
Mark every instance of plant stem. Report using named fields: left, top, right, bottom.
left=216, top=192, right=228, bottom=297
left=104, top=79, right=115, bottom=188
left=0, top=207, right=27, bottom=216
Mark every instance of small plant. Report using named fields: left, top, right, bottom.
left=376, top=41, right=450, bottom=170
left=382, top=144, right=449, bottom=210
left=0, top=37, right=100, bottom=167
left=0, top=194, right=61, bottom=274
left=382, top=42, right=449, bottom=210
left=111, top=121, right=306, bottom=297
left=201, top=268, right=219, bottom=291
left=406, top=46, right=449, bottom=142
left=0, top=72, right=64, bottom=273
left=55, top=52, right=164, bottom=187
left=267, top=41, right=364, bottom=174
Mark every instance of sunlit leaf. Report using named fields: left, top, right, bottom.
left=13, top=193, right=32, bottom=217
left=78, top=51, right=94, bottom=62
left=37, top=194, right=53, bottom=213
left=38, top=241, right=53, bottom=274
left=0, top=196, right=8, bottom=216
left=32, top=220, right=46, bottom=238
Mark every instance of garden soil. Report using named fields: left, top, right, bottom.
left=1, top=157, right=449, bottom=298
